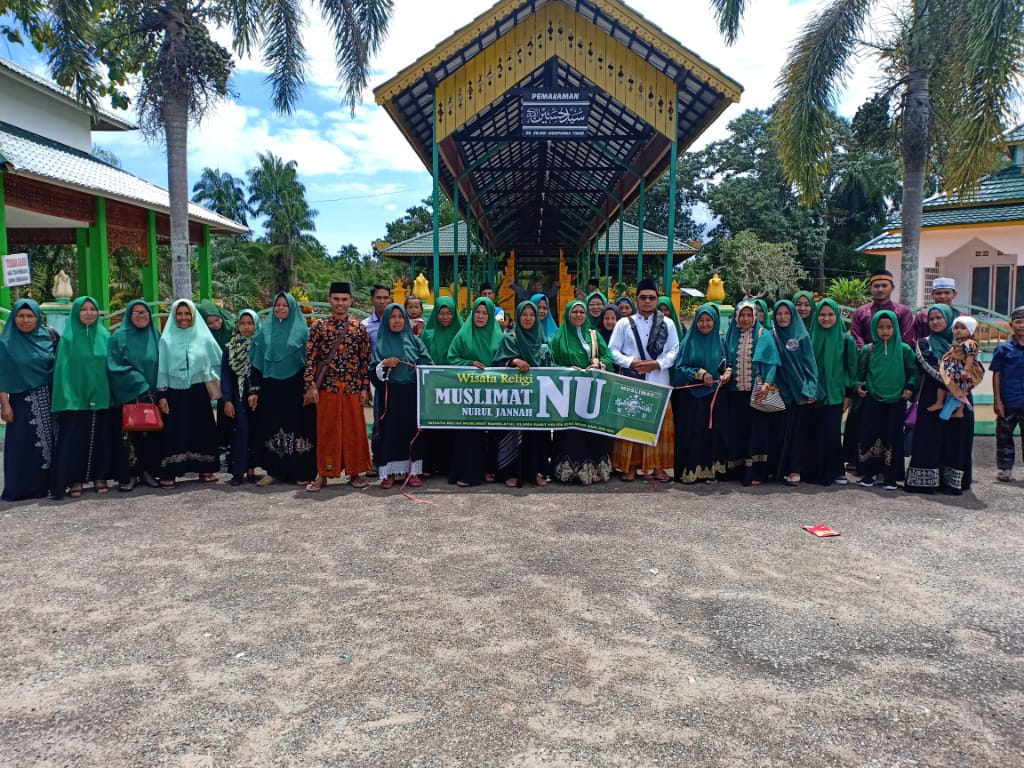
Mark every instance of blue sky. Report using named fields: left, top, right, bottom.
left=4, top=0, right=880, bottom=256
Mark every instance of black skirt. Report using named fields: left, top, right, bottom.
left=256, top=373, right=317, bottom=482
left=2, top=386, right=57, bottom=501
left=552, top=430, right=611, bottom=485
left=857, top=397, right=907, bottom=483
left=905, top=374, right=973, bottom=494
left=673, top=390, right=728, bottom=483
left=52, top=407, right=118, bottom=496
left=804, top=403, right=844, bottom=485
left=160, top=383, right=220, bottom=478
left=375, top=380, right=424, bottom=477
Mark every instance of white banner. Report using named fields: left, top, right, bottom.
left=2, top=252, right=31, bottom=288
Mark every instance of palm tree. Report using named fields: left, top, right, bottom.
left=247, top=152, right=318, bottom=292
left=192, top=168, right=250, bottom=227
left=6, top=0, right=393, bottom=300
left=709, top=0, right=1024, bottom=304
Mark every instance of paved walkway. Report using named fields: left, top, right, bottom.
left=1, top=438, right=1022, bottom=766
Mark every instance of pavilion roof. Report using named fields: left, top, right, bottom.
left=374, top=0, right=739, bottom=270
left=0, top=121, right=247, bottom=235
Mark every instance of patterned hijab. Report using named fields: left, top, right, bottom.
left=226, top=309, right=258, bottom=395
left=51, top=296, right=111, bottom=412
left=447, top=297, right=503, bottom=366
left=158, top=299, right=224, bottom=389
left=0, top=298, right=55, bottom=393
left=373, top=303, right=431, bottom=384
left=531, top=292, right=559, bottom=342
left=249, top=292, right=309, bottom=380
left=675, top=302, right=725, bottom=398
left=107, top=299, right=160, bottom=404
left=422, top=296, right=463, bottom=364
left=496, top=300, right=548, bottom=367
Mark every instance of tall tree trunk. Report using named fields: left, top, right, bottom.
left=899, top=64, right=930, bottom=308
left=165, top=91, right=192, bottom=301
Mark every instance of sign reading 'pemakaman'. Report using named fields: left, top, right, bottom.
left=416, top=367, right=671, bottom=446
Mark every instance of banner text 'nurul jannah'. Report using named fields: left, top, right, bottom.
left=416, top=366, right=671, bottom=446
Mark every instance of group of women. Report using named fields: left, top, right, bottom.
left=1, top=289, right=976, bottom=500
left=0, top=292, right=316, bottom=501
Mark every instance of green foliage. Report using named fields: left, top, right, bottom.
left=825, top=276, right=871, bottom=308
left=711, top=231, right=808, bottom=303
left=191, top=168, right=249, bottom=226
left=383, top=197, right=455, bottom=245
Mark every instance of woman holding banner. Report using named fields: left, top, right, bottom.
left=494, top=300, right=553, bottom=487
left=548, top=300, right=615, bottom=485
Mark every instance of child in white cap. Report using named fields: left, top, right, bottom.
left=929, top=316, right=984, bottom=420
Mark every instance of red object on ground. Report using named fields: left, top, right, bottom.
left=803, top=525, right=840, bottom=538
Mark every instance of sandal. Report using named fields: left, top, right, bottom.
left=200, top=474, right=218, bottom=484
left=407, top=475, right=422, bottom=488
left=256, top=475, right=276, bottom=487
left=535, top=474, right=548, bottom=487
left=305, top=477, right=327, bottom=492
left=456, top=481, right=469, bottom=487
left=160, top=479, right=176, bottom=489
left=95, top=481, right=109, bottom=495
left=379, top=477, right=395, bottom=489
left=784, top=474, right=801, bottom=486
left=505, top=477, right=519, bottom=488
left=68, top=484, right=83, bottom=499
left=652, top=470, right=671, bottom=483
left=620, top=471, right=636, bottom=482
left=349, top=475, right=368, bottom=489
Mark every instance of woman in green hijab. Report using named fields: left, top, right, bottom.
left=584, top=290, right=609, bottom=331
left=157, top=298, right=224, bottom=487
left=672, top=303, right=731, bottom=483
left=0, top=299, right=59, bottom=501
left=770, top=299, right=819, bottom=486
left=793, top=290, right=816, bottom=333
left=51, top=296, right=116, bottom=498
left=447, top=297, right=504, bottom=487
left=371, top=303, right=433, bottom=489
left=197, top=299, right=236, bottom=351
left=548, top=300, right=615, bottom=485
left=656, top=296, right=687, bottom=340
left=493, top=300, right=553, bottom=487
left=107, top=300, right=162, bottom=490
left=805, top=298, right=858, bottom=485
left=753, top=299, right=773, bottom=329
left=420, top=296, right=464, bottom=477
left=248, top=292, right=316, bottom=487
left=905, top=304, right=973, bottom=494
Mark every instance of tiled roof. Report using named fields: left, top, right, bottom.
left=1002, top=125, right=1024, bottom=144
left=0, top=58, right=135, bottom=132
left=380, top=221, right=696, bottom=258
left=857, top=231, right=901, bottom=252
left=0, top=121, right=247, bottom=234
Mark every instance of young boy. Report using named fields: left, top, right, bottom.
left=992, top=306, right=1024, bottom=481
left=929, top=316, right=984, bottom=420
left=856, top=310, right=919, bottom=490
left=404, top=296, right=425, bottom=337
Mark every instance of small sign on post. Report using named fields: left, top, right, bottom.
left=2, top=253, right=32, bottom=288
left=521, top=90, right=590, bottom=138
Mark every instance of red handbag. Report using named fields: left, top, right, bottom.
left=122, top=400, right=164, bottom=432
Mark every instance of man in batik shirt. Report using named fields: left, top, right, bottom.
left=304, top=281, right=372, bottom=490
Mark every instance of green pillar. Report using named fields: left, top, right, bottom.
left=637, top=182, right=646, bottom=284
left=198, top=224, right=212, bottom=301
left=618, top=218, right=624, bottom=288
left=665, top=123, right=679, bottom=294
left=76, top=228, right=90, bottom=298
left=0, top=177, right=10, bottom=309
left=453, top=185, right=460, bottom=306
left=431, top=93, right=441, bottom=301
left=89, top=197, right=111, bottom=312
left=142, top=210, right=159, bottom=304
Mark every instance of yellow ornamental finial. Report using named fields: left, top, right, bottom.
left=707, top=273, right=725, bottom=303
left=391, top=278, right=408, bottom=306
left=413, top=273, right=432, bottom=303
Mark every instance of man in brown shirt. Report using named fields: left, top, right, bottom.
left=303, top=281, right=372, bottom=490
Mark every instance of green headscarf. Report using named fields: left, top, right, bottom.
left=0, top=299, right=55, bottom=393
left=372, top=303, right=432, bottom=384
left=864, top=309, right=911, bottom=403
left=811, top=298, right=853, bottom=406
left=107, top=299, right=160, bottom=404
left=531, top=292, right=559, bottom=342
left=51, top=296, right=111, bottom=412
left=754, top=299, right=773, bottom=329
left=249, top=292, right=309, bottom=380
left=447, top=297, right=503, bottom=366
left=157, top=299, right=224, bottom=389
left=197, top=299, right=236, bottom=350
left=226, top=310, right=258, bottom=396
left=549, top=300, right=615, bottom=369
left=924, top=304, right=956, bottom=359
left=793, top=291, right=816, bottom=332
left=772, top=299, right=818, bottom=404
left=657, top=296, right=686, bottom=340
left=584, top=290, right=609, bottom=331
left=423, top=296, right=463, bottom=364
left=495, top=300, right=550, bottom=368
left=674, top=302, right=725, bottom=398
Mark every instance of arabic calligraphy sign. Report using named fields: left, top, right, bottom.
left=521, top=90, right=590, bottom=138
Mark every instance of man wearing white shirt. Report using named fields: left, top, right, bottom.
left=608, top=279, right=680, bottom=481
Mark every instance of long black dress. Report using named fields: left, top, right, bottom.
left=905, top=338, right=974, bottom=494
left=221, top=349, right=256, bottom=478
left=160, top=383, right=220, bottom=477
left=52, top=408, right=118, bottom=497
left=253, top=370, right=317, bottom=483
left=2, top=386, right=58, bottom=501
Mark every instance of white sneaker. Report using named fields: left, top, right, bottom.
left=833, top=475, right=849, bottom=486
left=882, top=482, right=899, bottom=491
left=858, top=475, right=877, bottom=488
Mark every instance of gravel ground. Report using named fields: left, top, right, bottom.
left=1, top=437, right=1022, bottom=768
